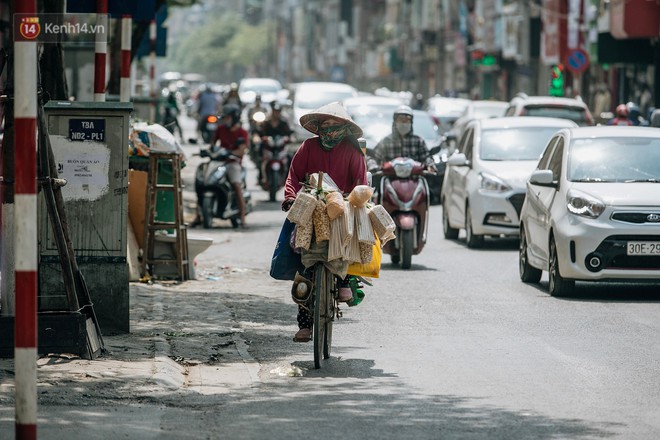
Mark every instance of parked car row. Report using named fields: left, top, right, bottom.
left=441, top=100, right=660, bottom=297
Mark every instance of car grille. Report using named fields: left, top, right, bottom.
left=508, top=193, right=526, bottom=217
left=592, top=235, right=660, bottom=270
left=611, top=212, right=660, bottom=224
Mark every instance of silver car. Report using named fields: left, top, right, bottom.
left=442, top=117, right=578, bottom=248
left=519, top=126, right=660, bottom=297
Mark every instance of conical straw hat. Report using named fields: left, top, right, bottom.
left=299, top=101, right=363, bottom=137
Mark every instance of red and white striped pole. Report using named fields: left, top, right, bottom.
left=120, top=15, right=132, bottom=102
left=149, top=19, right=156, bottom=122
left=15, top=2, right=38, bottom=439
left=94, top=0, right=108, bottom=102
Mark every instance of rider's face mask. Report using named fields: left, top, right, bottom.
left=394, top=114, right=412, bottom=136
left=395, top=122, right=412, bottom=136
left=318, top=123, right=349, bottom=151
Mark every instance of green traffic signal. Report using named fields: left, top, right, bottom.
left=549, top=65, right=564, bottom=97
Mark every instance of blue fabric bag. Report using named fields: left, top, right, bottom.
left=270, top=219, right=304, bottom=280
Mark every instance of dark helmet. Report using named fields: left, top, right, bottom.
left=255, top=93, right=262, bottom=101
left=615, top=104, right=629, bottom=118
left=270, top=101, right=283, bottom=112
left=221, top=104, right=241, bottom=125
left=394, top=104, right=414, bottom=121
left=626, top=101, right=640, bottom=118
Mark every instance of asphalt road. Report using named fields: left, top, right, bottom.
left=2, top=115, right=659, bottom=439
left=176, top=113, right=660, bottom=439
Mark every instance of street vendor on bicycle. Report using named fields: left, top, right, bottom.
left=282, top=101, right=367, bottom=343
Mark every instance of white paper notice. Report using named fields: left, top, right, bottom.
left=50, top=135, right=110, bottom=201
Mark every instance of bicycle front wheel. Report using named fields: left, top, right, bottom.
left=313, top=263, right=334, bottom=369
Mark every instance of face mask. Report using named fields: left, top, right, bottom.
left=319, top=124, right=349, bottom=151
left=396, top=122, right=412, bottom=136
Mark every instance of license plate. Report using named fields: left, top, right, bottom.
left=271, top=162, right=281, bottom=171
left=206, top=123, right=217, bottom=131
left=626, top=242, right=660, bottom=256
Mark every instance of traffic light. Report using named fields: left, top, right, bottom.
left=549, top=64, right=564, bottom=97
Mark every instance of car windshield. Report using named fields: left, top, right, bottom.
left=480, top=127, right=564, bottom=161
left=428, top=100, right=469, bottom=115
left=568, top=137, right=660, bottom=182
left=296, top=89, right=356, bottom=109
left=346, top=104, right=399, bottom=117
left=472, top=104, right=506, bottom=119
left=351, top=113, right=439, bottom=146
left=242, top=84, right=280, bottom=93
left=523, top=106, right=590, bottom=125
left=352, top=114, right=391, bottom=143
left=414, top=115, right=439, bottom=140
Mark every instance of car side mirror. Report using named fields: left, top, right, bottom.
left=529, top=169, right=556, bottom=186
left=446, top=152, right=468, bottom=166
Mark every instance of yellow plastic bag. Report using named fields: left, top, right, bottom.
left=347, top=236, right=381, bottom=278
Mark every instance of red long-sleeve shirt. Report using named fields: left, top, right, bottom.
left=212, top=125, right=248, bottom=163
left=284, top=137, right=367, bottom=200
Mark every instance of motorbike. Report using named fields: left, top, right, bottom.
left=258, top=134, right=290, bottom=202
left=199, top=114, right=218, bottom=143
left=248, top=109, right=267, bottom=165
left=194, top=145, right=252, bottom=229
left=373, top=146, right=441, bottom=269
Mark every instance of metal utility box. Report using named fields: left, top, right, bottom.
left=39, top=101, right=133, bottom=334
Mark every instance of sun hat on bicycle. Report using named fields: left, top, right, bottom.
left=299, top=101, right=363, bottom=138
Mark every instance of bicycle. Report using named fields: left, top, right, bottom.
left=310, top=261, right=338, bottom=369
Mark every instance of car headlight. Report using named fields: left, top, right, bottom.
left=566, top=189, right=605, bottom=219
left=479, top=172, right=511, bottom=193
left=393, top=161, right=414, bottom=178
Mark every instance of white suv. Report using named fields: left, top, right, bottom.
left=504, top=93, right=594, bottom=126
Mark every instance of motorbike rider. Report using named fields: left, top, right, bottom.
left=369, top=105, right=436, bottom=199
left=651, top=108, right=660, bottom=128
left=191, top=104, right=250, bottom=228
left=196, top=84, right=220, bottom=140
left=222, top=82, right=243, bottom=110
left=256, top=101, right=293, bottom=186
left=162, top=86, right=183, bottom=140
left=607, top=104, right=633, bottom=126
left=282, top=101, right=367, bottom=343
left=247, top=93, right=269, bottom=129
left=626, top=102, right=648, bottom=126
left=247, top=93, right=270, bottom=164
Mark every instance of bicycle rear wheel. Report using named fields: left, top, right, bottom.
left=323, top=270, right=334, bottom=360
left=313, top=263, right=334, bottom=369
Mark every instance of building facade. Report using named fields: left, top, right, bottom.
left=258, top=0, right=659, bottom=116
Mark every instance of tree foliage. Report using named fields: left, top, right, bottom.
left=169, top=11, right=270, bottom=81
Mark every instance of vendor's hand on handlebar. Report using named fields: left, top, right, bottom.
left=282, top=198, right=294, bottom=212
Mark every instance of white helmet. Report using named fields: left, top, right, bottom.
left=394, top=105, right=414, bottom=120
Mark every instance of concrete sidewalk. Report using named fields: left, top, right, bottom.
left=0, top=118, right=301, bottom=433
left=0, top=272, right=264, bottom=407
